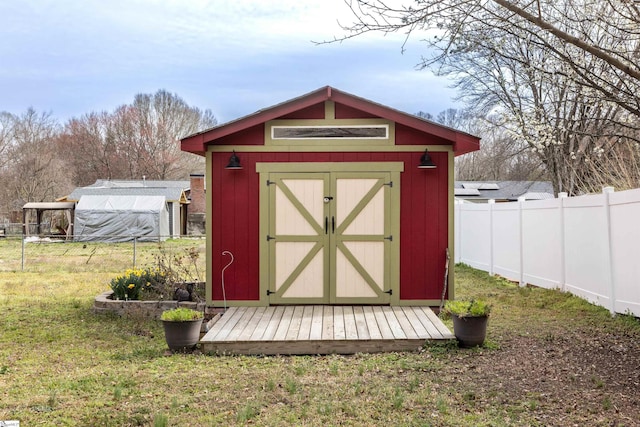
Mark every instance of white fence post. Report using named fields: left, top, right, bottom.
left=603, top=187, right=616, bottom=314
left=488, top=199, right=495, bottom=276
left=455, top=200, right=462, bottom=264
left=518, top=196, right=525, bottom=286
left=558, top=192, right=568, bottom=292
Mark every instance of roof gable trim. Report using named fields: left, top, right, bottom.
left=181, top=86, right=480, bottom=156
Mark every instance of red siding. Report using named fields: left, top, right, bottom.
left=215, top=124, right=264, bottom=146
left=395, top=123, right=450, bottom=146
left=335, top=103, right=378, bottom=119
left=397, top=151, right=449, bottom=300
left=279, top=103, right=325, bottom=119
left=210, top=151, right=449, bottom=302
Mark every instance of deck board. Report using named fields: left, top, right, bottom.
left=362, top=306, right=382, bottom=339
left=309, top=305, right=323, bottom=340
left=353, top=306, right=370, bottom=340
left=225, top=307, right=257, bottom=341
left=321, top=305, right=334, bottom=340
left=200, top=305, right=454, bottom=355
left=343, top=306, right=359, bottom=340
left=333, top=306, right=346, bottom=340
left=212, top=307, right=247, bottom=341
left=372, top=306, right=395, bottom=339
left=260, top=305, right=285, bottom=341
left=383, top=306, right=407, bottom=339
left=420, top=306, right=455, bottom=339
left=400, top=306, right=429, bottom=338
left=392, top=306, right=419, bottom=339
left=285, top=306, right=305, bottom=341
left=273, top=306, right=295, bottom=341
left=250, top=307, right=275, bottom=340
left=410, top=306, right=442, bottom=338
left=297, top=305, right=314, bottom=340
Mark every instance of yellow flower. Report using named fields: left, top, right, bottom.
left=128, top=283, right=135, bottom=289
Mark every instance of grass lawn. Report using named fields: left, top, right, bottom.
left=1, top=240, right=639, bottom=426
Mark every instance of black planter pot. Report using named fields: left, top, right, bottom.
left=451, top=315, right=488, bottom=348
left=162, top=318, right=204, bottom=351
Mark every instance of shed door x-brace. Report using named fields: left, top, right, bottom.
left=262, top=167, right=399, bottom=304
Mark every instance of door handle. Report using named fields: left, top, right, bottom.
left=332, top=216, right=335, bottom=233
left=325, top=217, right=328, bottom=234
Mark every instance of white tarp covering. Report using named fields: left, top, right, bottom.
left=74, top=195, right=169, bottom=242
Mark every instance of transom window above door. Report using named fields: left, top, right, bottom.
left=271, top=125, right=388, bottom=140
left=265, top=119, right=395, bottom=146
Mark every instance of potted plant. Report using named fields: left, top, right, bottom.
left=444, top=299, right=491, bottom=348
left=160, top=307, right=204, bottom=351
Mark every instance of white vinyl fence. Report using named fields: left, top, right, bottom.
left=455, top=187, right=640, bottom=317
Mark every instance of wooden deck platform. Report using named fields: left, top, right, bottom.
left=200, top=305, right=454, bottom=355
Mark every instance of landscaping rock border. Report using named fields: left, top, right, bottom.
left=93, top=291, right=209, bottom=319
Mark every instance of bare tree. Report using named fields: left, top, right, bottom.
left=339, top=0, right=640, bottom=118
left=441, top=23, right=640, bottom=193
left=129, top=90, right=217, bottom=179
left=575, top=140, right=640, bottom=192
left=420, top=108, right=546, bottom=182
left=59, top=90, right=217, bottom=185
left=0, top=112, right=13, bottom=170
left=58, top=111, right=121, bottom=185
left=455, top=119, right=547, bottom=182
left=0, top=109, right=72, bottom=216
left=339, top=0, right=640, bottom=193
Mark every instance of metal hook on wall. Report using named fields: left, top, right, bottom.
left=221, top=251, right=234, bottom=312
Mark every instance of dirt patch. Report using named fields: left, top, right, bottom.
left=435, top=326, right=640, bottom=426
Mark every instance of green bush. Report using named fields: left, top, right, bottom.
left=160, top=307, right=203, bottom=322
left=444, top=299, right=491, bottom=317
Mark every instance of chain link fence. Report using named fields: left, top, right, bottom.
left=0, top=235, right=206, bottom=274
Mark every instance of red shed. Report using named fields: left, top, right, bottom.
left=181, top=86, right=479, bottom=308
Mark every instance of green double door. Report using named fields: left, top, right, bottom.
left=265, top=171, right=396, bottom=304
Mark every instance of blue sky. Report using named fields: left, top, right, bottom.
left=0, top=0, right=460, bottom=125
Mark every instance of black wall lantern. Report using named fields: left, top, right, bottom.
left=225, top=150, right=243, bottom=170
left=418, top=149, right=436, bottom=169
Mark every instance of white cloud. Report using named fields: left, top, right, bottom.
left=0, top=0, right=459, bottom=122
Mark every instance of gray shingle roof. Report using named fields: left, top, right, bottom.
left=455, top=181, right=554, bottom=201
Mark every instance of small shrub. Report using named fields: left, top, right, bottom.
left=160, top=307, right=203, bottom=322
left=109, top=245, right=204, bottom=301
left=110, top=267, right=164, bottom=300
left=444, top=299, right=491, bottom=317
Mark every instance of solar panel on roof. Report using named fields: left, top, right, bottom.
left=479, top=183, right=500, bottom=190
left=461, top=183, right=481, bottom=189
left=455, top=189, right=481, bottom=196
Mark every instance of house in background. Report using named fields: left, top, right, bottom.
left=455, top=181, right=554, bottom=203
left=181, top=86, right=480, bottom=308
left=59, top=174, right=207, bottom=240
